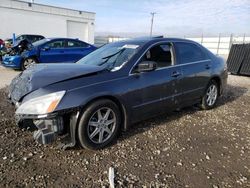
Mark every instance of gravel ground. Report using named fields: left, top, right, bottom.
left=0, top=75, right=250, bottom=187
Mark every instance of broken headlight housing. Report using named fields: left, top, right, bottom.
left=16, top=91, right=66, bottom=115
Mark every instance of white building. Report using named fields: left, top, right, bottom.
left=0, top=0, right=95, bottom=44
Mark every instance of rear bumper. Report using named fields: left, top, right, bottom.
left=220, top=70, right=228, bottom=95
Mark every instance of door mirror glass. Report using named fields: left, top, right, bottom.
left=135, top=61, right=157, bottom=73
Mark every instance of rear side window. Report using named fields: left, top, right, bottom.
left=175, top=42, right=207, bottom=64
left=67, top=40, right=89, bottom=48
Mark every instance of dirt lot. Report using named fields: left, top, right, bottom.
left=0, top=66, right=19, bottom=88
left=0, top=74, right=250, bottom=187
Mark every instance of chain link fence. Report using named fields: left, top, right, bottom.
left=95, top=34, right=250, bottom=58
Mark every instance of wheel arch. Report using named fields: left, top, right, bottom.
left=210, top=76, right=222, bottom=95
left=26, top=55, right=39, bottom=63
left=21, top=55, right=39, bottom=70
left=79, top=95, right=129, bottom=131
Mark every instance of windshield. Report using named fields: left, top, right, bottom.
left=32, top=38, right=50, bottom=47
left=77, top=42, right=142, bottom=69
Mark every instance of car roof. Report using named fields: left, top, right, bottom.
left=124, top=37, right=197, bottom=44
left=47, top=37, right=83, bottom=41
left=17, top=34, right=44, bottom=37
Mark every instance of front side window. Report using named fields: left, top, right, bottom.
left=141, top=43, right=173, bottom=69
left=47, top=40, right=65, bottom=49
left=77, top=42, right=142, bottom=70
left=175, top=42, right=207, bottom=64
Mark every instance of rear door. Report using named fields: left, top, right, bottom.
left=39, top=39, right=67, bottom=63
left=173, top=42, right=212, bottom=107
left=65, top=40, right=93, bottom=63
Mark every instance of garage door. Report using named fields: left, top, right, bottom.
left=67, top=20, right=88, bottom=42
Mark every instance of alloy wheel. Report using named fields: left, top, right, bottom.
left=87, top=107, right=116, bottom=144
left=23, top=58, right=36, bottom=69
left=206, top=84, right=218, bottom=106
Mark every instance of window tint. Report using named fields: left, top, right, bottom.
left=142, top=43, right=173, bottom=68
left=47, top=40, right=65, bottom=48
left=67, top=40, right=88, bottom=48
left=175, top=42, right=207, bottom=64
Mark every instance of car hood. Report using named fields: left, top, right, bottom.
left=9, top=63, right=105, bottom=102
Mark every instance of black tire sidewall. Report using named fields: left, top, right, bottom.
left=77, top=99, right=121, bottom=150
left=202, top=80, right=219, bottom=110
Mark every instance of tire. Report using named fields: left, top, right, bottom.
left=201, top=80, right=219, bottom=110
left=21, top=57, right=38, bottom=71
left=77, top=99, right=121, bottom=150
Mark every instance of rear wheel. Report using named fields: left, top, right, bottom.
left=201, top=80, right=219, bottom=110
left=21, top=57, right=38, bottom=70
left=77, top=99, right=121, bottom=150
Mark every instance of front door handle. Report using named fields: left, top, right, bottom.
left=171, top=71, right=181, bottom=77
left=205, top=64, right=211, bottom=69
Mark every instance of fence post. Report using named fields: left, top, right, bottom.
left=243, top=33, right=246, bottom=44
left=217, top=33, right=221, bottom=55
left=229, top=33, right=233, bottom=51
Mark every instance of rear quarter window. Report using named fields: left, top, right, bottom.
left=67, top=40, right=89, bottom=48
left=175, top=42, right=208, bottom=64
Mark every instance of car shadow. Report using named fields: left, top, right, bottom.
left=117, top=84, right=248, bottom=143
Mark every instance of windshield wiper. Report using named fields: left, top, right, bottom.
left=98, top=48, right=125, bottom=66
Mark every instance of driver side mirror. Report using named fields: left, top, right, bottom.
left=42, top=46, right=50, bottom=51
left=135, top=61, right=157, bottom=73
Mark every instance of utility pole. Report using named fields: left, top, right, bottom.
left=150, top=12, right=156, bottom=37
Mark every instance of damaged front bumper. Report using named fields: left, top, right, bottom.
left=15, top=111, right=79, bottom=150
left=2, top=55, right=22, bottom=69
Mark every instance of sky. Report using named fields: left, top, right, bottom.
left=33, top=0, right=250, bottom=37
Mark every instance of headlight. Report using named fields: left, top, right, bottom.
left=16, top=91, right=65, bottom=115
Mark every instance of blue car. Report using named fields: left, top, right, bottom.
left=2, top=38, right=96, bottom=70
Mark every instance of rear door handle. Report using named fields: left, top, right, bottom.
left=171, top=71, right=181, bottom=77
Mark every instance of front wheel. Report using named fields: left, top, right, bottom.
left=201, top=80, right=219, bottom=110
left=21, top=57, right=38, bottom=71
left=77, top=99, right=121, bottom=150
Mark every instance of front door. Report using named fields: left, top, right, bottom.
left=39, top=39, right=67, bottom=63
left=127, top=43, right=180, bottom=122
